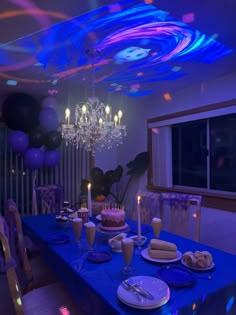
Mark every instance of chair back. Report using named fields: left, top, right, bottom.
left=160, top=193, right=202, bottom=242
left=0, top=217, right=24, bottom=315
left=35, top=184, right=64, bottom=215
left=139, top=192, right=162, bottom=224
left=5, top=199, right=33, bottom=292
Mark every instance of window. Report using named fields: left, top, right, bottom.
left=172, top=113, right=236, bottom=193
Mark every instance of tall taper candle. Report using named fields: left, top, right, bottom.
left=137, top=195, right=141, bottom=241
left=88, top=183, right=92, bottom=218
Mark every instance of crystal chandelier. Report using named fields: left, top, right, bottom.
left=61, top=50, right=126, bottom=155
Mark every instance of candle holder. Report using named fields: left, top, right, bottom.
left=129, top=235, right=147, bottom=254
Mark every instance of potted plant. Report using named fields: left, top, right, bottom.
left=80, top=151, right=149, bottom=207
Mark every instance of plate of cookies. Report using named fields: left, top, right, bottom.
left=181, top=251, right=215, bottom=271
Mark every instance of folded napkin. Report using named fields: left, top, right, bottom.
left=148, top=247, right=177, bottom=259
left=108, top=233, right=127, bottom=252
left=183, top=251, right=212, bottom=268
left=149, top=239, right=177, bottom=252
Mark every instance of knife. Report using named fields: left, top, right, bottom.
left=122, top=281, right=143, bottom=302
left=123, top=280, right=154, bottom=300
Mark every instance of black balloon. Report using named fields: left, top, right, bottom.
left=45, top=130, right=62, bottom=150
left=2, top=93, right=41, bottom=132
left=29, top=127, right=45, bottom=148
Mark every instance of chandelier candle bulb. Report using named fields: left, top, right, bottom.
left=118, top=110, right=122, bottom=125
left=114, top=115, right=118, bottom=126
left=65, top=108, right=70, bottom=126
left=105, top=105, right=110, bottom=121
left=137, top=195, right=141, bottom=241
left=82, top=105, right=87, bottom=122
left=87, top=183, right=92, bottom=218
left=99, top=118, right=103, bottom=128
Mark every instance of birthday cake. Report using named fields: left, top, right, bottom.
left=100, top=208, right=127, bottom=230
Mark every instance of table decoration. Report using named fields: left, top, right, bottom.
left=88, top=183, right=92, bottom=218
left=137, top=195, right=141, bottom=242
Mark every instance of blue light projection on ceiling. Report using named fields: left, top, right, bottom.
left=0, top=0, right=232, bottom=96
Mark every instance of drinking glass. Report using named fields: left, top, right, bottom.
left=121, top=238, right=134, bottom=275
left=151, top=217, right=162, bottom=238
left=84, top=221, right=96, bottom=252
left=72, top=218, right=83, bottom=247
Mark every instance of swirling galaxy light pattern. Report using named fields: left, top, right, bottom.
left=0, top=0, right=232, bottom=96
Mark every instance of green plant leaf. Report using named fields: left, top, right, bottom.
left=126, top=151, right=149, bottom=175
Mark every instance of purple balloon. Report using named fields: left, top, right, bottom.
left=24, top=148, right=44, bottom=170
left=41, top=96, right=58, bottom=110
left=8, top=130, right=29, bottom=153
left=39, top=107, right=59, bottom=131
left=44, top=150, right=60, bottom=168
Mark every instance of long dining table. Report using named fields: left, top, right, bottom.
left=22, top=214, right=236, bottom=315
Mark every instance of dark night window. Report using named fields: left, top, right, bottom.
left=172, top=113, right=236, bottom=193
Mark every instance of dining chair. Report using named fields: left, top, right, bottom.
left=35, top=184, right=64, bottom=215
left=130, top=205, right=149, bottom=224
left=0, top=217, right=82, bottom=315
left=5, top=199, right=57, bottom=292
left=160, top=192, right=202, bottom=242
left=139, top=192, right=162, bottom=224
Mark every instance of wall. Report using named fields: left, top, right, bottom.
left=116, top=71, right=236, bottom=254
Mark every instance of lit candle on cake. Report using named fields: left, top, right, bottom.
left=137, top=195, right=141, bottom=241
left=87, top=183, right=92, bottom=218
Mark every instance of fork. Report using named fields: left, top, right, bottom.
left=122, top=281, right=144, bottom=302
left=125, top=279, right=154, bottom=300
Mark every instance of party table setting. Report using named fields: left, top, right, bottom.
left=22, top=200, right=236, bottom=315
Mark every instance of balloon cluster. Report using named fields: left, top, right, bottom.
left=2, top=93, right=62, bottom=170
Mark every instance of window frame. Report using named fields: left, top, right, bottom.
left=147, top=99, right=236, bottom=212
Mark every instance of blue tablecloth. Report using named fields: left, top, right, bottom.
left=22, top=214, right=236, bottom=315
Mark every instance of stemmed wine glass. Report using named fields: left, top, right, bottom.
left=84, top=221, right=96, bottom=252
left=121, top=238, right=134, bottom=275
left=72, top=218, right=83, bottom=250
left=151, top=217, right=162, bottom=238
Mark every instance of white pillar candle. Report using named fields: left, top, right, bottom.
left=87, top=183, right=92, bottom=218
left=137, top=195, right=141, bottom=241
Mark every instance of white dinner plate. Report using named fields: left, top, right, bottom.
left=96, top=214, right=101, bottom=221
left=181, top=258, right=215, bottom=271
left=141, top=248, right=182, bottom=263
left=117, top=276, right=170, bottom=309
